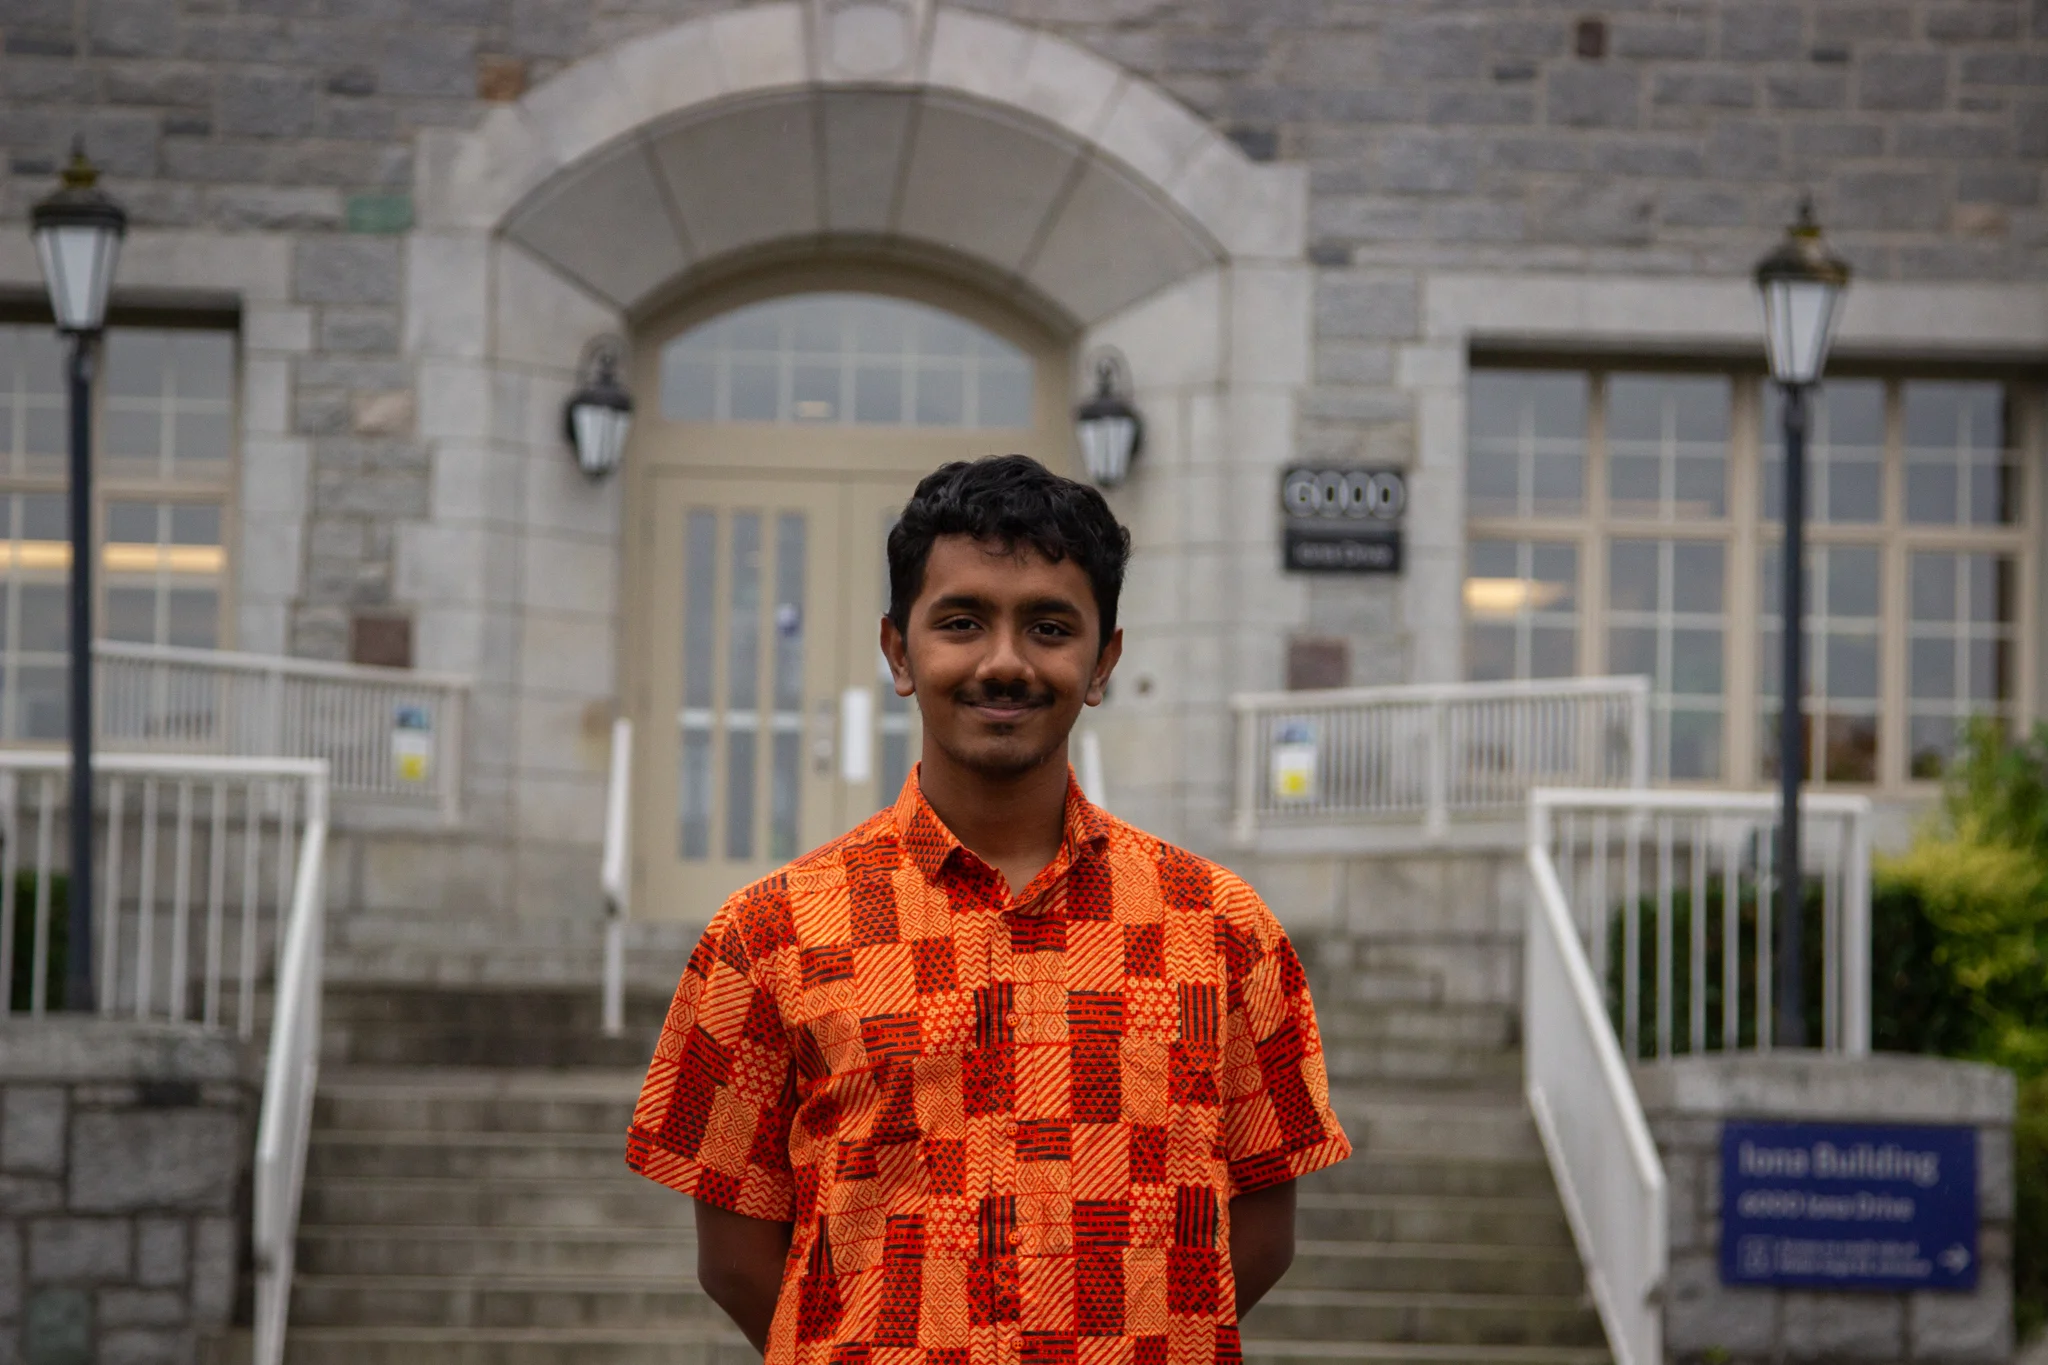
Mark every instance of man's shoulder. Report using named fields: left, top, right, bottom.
left=1098, top=813, right=1262, bottom=907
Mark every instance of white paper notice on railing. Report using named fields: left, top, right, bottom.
left=1270, top=722, right=1317, bottom=801
left=390, top=705, right=433, bottom=783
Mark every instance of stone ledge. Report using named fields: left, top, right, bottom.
left=0, top=1022, right=259, bottom=1087
left=1634, top=1053, right=2015, bottom=1124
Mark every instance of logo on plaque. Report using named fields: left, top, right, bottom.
left=1280, top=467, right=1405, bottom=575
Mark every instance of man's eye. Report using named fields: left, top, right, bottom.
left=1032, top=621, right=1075, bottom=638
left=938, top=617, right=979, bottom=631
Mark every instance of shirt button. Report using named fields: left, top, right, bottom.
left=1007, top=1230, right=1022, bottom=1248
left=1002, top=1117, right=1019, bottom=1137
left=1004, top=1010, right=1020, bottom=1029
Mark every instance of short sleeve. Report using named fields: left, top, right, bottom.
left=1214, top=876, right=1352, bottom=1196
left=627, top=888, right=800, bottom=1220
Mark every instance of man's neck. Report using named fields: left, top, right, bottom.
left=916, top=743, right=1071, bottom=895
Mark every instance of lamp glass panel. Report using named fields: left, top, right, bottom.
left=34, top=226, right=120, bottom=332
left=1078, top=415, right=1136, bottom=486
left=573, top=404, right=630, bottom=475
left=1762, top=278, right=1838, bottom=385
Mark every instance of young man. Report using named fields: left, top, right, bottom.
left=628, top=455, right=1350, bottom=1365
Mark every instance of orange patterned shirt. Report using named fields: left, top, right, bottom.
left=628, top=768, right=1350, bottom=1365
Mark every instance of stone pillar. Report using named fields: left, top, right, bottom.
left=0, top=1020, right=259, bottom=1365
left=1639, top=1054, right=2015, bottom=1365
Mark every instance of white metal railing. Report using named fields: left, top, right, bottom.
left=0, top=752, right=328, bottom=1365
left=1524, top=786, right=1874, bottom=1365
left=94, top=640, right=467, bottom=820
left=600, top=717, right=631, bottom=1040
left=1231, top=676, right=1650, bottom=841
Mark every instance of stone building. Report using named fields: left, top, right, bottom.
left=1, top=3, right=2042, bottom=1360
left=0, top=0, right=2040, bottom=944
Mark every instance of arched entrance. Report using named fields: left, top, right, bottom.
left=623, top=265, right=1076, bottom=920
left=405, top=2, right=1312, bottom=922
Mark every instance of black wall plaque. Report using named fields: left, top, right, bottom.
left=1280, top=467, right=1406, bottom=575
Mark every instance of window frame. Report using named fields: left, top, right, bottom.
left=0, top=310, right=240, bottom=742
left=1464, top=359, right=2040, bottom=793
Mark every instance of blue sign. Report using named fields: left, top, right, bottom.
left=1720, top=1120, right=1978, bottom=1291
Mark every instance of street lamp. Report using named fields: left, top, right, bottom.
left=563, top=337, right=633, bottom=480
left=1754, top=197, right=1849, bottom=1048
left=30, top=144, right=126, bottom=1014
left=1074, top=350, right=1143, bottom=488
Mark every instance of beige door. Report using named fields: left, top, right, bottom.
left=626, top=277, right=1071, bottom=922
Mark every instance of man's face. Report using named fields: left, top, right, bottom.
left=881, top=535, right=1121, bottom=781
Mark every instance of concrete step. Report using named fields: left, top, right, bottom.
left=312, top=1069, right=639, bottom=1136
left=1239, top=1342, right=1608, bottom=1365
left=1248, top=1290, right=1604, bottom=1348
left=1297, top=1156, right=1559, bottom=1201
left=296, top=1227, right=696, bottom=1280
left=1284, top=1242, right=1587, bottom=1297
left=299, top=1175, right=686, bottom=1231
left=1294, top=1193, right=1574, bottom=1248
left=1327, top=1088, right=1544, bottom=1162
left=290, top=1275, right=723, bottom=1330
left=1321, top=1042, right=1521, bottom=1086
left=306, top=1130, right=631, bottom=1182
left=1315, top=1004, right=1516, bottom=1049
left=282, top=1326, right=752, bottom=1365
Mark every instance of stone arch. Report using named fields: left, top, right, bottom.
left=400, top=2, right=1313, bottom=885
left=418, top=3, right=1301, bottom=325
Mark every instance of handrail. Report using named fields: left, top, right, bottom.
left=1524, top=785, right=1876, bottom=1365
left=599, top=717, right=631, bottom=1040
left=1231, top=674, right=1650, bottom=841
left=90, top=639, right=468, bottom=820
left=0, top=751, right=327, bottom=1365
left=1526, top=797, right=1667, bottom=1365
left=252, top=769, right=327, bottom=1365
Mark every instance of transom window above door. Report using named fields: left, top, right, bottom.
left=659, top=292, right=1034, bottom=429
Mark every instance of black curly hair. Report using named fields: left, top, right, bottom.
left=886, top=455, right=1132, bottom=650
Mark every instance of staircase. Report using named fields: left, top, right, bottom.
left=280, top=947, right=1608, bottom=1365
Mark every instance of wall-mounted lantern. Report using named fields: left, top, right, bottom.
left=563, top=336, right=633, bottom=480
left=1073, top=350, right=1143, bottom=489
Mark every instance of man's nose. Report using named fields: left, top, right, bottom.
left=978, top=623, right=1030, bottom=679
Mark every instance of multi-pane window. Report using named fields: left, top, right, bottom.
left=660, top=293, right=1034, bottom=429
left=1464, top=366, right=2034, bottom=789
left=0, top=324, right=234, bottom=740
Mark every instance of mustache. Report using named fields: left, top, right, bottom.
left=955, top=680, right=1054, bottom=708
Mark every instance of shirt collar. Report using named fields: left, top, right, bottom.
left=890, top=762, right=1110, bottom=886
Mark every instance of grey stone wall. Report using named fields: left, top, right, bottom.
left=0, top=0, right=2038, bottom=669
left=1638, top=1054, right=2017, bottom=1365
left=0, top=1020, right=257, bottom=1365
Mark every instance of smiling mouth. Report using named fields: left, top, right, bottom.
left=960, top=694, right=1049, bottom=723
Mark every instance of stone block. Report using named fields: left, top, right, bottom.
left=1380, top=16, right=1484, bottom=79
left=1768, top=71, right=1848, bottom=110
left=134, top=1221, right=185, bottom=1289
left=2, top=1087, right=65, bottom=1175
left=0, top=1224, right=19, bottom=1317
left=217, top=70, right=317, bottom=136
left=1314, top=275, right=1419, bottom=341
left=0, top=1176, right=64, bottom=1215
left=294, top=236, right=401, bottom=306
left=319, top=309, right=400, bottom=354
left=1908, top=1265, right=2011, bottom=1361
left=97, top=1329, right=191, bottom=1365
left=1833, top=170, right=1948, bottom=230
left=1707, top=121, right=1783, bottom=178
left=24, top=1287, right=90, bottom=1365
left=1958, top=167, right=2041, bottom=207
left=89, top=0, right=176, bottom=59
left=1858, top=52, right=1949, bottom=111
left=211, top=186, right=343, bottom=230
left=66, top=1111, right=242, bottom=1214
left=188, top=1218, right=233, bottom=1323
left=1653, top=71, right=1755, bottom=109
left=1925, top=4, right=2019, bottom=40
left=1425, top=89, right=1535, bottom=127
left=379, top=25, right=476, bottom=98
left=1791, top=122, right=1885, bottom=158
left=1664, top=1252, right=1778, bottom=1354
left=97, top=1286, right=187, bottom=1327
left=1547, top=67, right=1640, bottom=128
left=1782, top=1291, right=1904, bottom=1357
left=28, top=1219, right=130, bottom=1284
left=1614, top=16, right=1709, bottom=58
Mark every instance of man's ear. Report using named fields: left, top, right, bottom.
left=880, top=615, right=915, bottom=698
left=1085, top=626, right=1123, bottom=707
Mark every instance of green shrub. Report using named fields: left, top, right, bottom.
left=1871, top=719, right=2048, bottom=1341
left=7, top=869, right=70, bottom=1012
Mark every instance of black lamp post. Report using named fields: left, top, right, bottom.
left=1754, top=198, right=1849, bottom=1048
left=563, top=337, right=633, bottom=480
left=30, top=145, right=126, bottom=1013
left=1074, top=351, right=1143, bottom=489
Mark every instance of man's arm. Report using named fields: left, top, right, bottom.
left=694, top=1198, right=795, bottom=1353
left=1228, top=1179, right=1297, bottom=1317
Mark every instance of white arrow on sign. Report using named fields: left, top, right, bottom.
left=1939, top=1244, right=1972, bottom=1274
